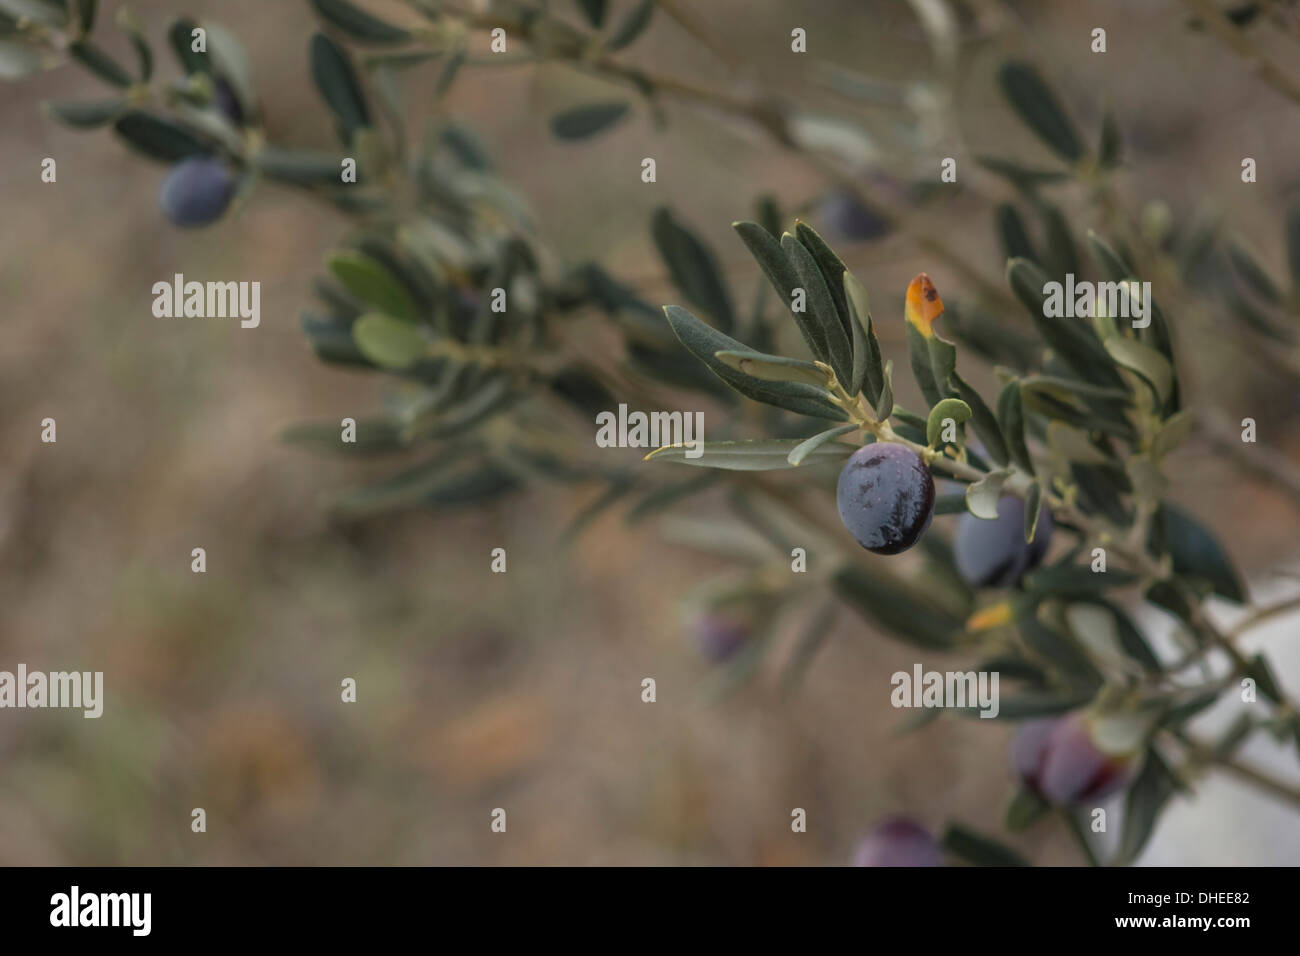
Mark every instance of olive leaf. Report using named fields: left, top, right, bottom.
left=997, top=60, right=1084, bottom=163
left=844, top=270, right=883, bottom=403
left=734, top=220, right=825, bottom=361
left=1104, top=336, right=1173, bottom=404
left=782, top=232, right=853, bottom=387
left=787, top=424, right=858, bottom=466
left=310, top=0, right=412, bottom=44
left=327, top=251, right=419, bottom=321
left=926, top=397, right=971, bottom=447
left=352, top=314, right=425, bottom=369
left=997, top=380, right=1034, bottom=474
left=550, top=101, right=630, bottom=140
left=713, top=349, right=828, bottom=386
left=310, top=31, right=370, bottom=142
left=646, top=438, right=850, bottom=471
left=940, top=822, right=1029, bottom=867
left=654, top=208, right=735, bottom=332
left=663, top=305, right=847, bottom=420
left=966, top=469, right=1011, bottom=519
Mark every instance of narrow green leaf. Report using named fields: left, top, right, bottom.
left=976, top=154, right=1069, bottom=188
left=997, top=60, right=1084, bottom=162
left=997, top=381, right=1033, bottom=474
left=1157, top=505, right=1246, bottom=603
left=713, top=349, right=828, bottom=386
left=43, top=97, right=124, bottom=128
left=654, top=208, right=735, bottom=331
left=310, top=0, right=412, bottom=44
left=995, top=203, right=1037, bottom=263
left=940, top=822, right=1029, bottom=867
left=1115, top=749, right=1181, bottom=865
left=281, top=418, right=406, bottom=455
left=794, top=220, right=852, bottom=338
left=310, top=31, right=370, bottom=142
left=1007, top=257, right=1127, bottom=388
left=949, top=371, right=1008, bottom=466
left=875, top=358, right=894, bottom=420
left=113, top=111, right=211, bottom=162
left=550, top=100, right=629, bottom=140
left=783, top=232, right=853, bottom=387
left=663, top=305, right=848, bottom=420
left=843, top=270, right=883, bottom=402
left=904, top=322, right=943, bottom=407
left=1104, top=336, right=1173, bottom=404
left=788, top=423, right=857, bottom=466
left=1024, top=482, right=1043, bottom=543
left=966, top=469, right=1011, bottom=519
left=69, top=40, right=133, bottom=87
left=832, top=565, right=963, bottom=650
left=606, top=0, right=654, bottom=51
left=1024, top=564, right=1138, bottom=597
left=647, top=438, right=850, bottom=471
left=734, top=220, right=824, bottom=360
left=168, top=18, right=210, bottom=75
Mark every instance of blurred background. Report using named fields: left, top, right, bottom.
left=1, top=0, right=1298, bottom=864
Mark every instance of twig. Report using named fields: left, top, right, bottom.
left=1180, top=0, right=1300, bottom=108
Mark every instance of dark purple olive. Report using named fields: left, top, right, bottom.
left=816, top=188, right=891, bottom=241
left=1011, top=713, right=1137, bottom=806
left=691, top=612, right=751, bottom=663
left=159, top=157, right=236, bottom=227
left=953, top=495, right=1053, bottom=588
left=851, top=817, right=943, bottom=867
left=836, top=444, right=935, bottom=555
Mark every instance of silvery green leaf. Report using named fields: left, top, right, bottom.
left=713, top=349, right=828, bottom=386
left=654, top=208, right=735, bottom=332
left=310, top=31, right=369, bottom=141
left=787, top=424, right=857, bottom=466
left=733, top=220, right=824, bottom=360
left=113, top=111, right=211, bottom=162
left=966, top=469, right=1011, bottom=520
left=69, top=40, right=132, bottom=86
left=43, top=97, right=124, bottom=128
left=550, top=101, right=629, bottom=140
left=1024, top=482, right=1043, bottom=544
left=783, top=232, right=852, bottom=387
left=997, top=60, right=1084, bottom=162
left=843, top=270, right=883, bottom=402
left=663, top=305, right=847, bottom=420
left=1104, top=336, right=1173, bottom=404
left=646, top=438, right=849, bottom=471
left=949, top=371, right=1008, bottom=467
left=996, top=380, right=1033, bottom=474
left=874, top=358, right=894, bottom=420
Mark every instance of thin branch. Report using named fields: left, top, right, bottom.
left=1180, top=0, right=1300, bottom=108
